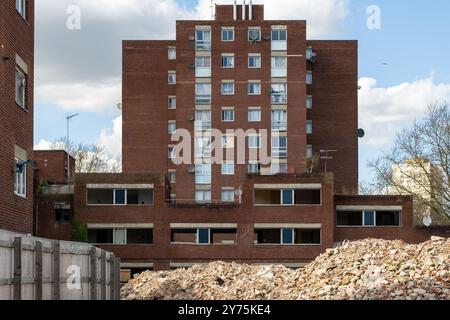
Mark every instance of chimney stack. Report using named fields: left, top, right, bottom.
left=242, top=0, right=246, bottom=21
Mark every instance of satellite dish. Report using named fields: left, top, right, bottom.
left=423, top=216, right=432, bottom=227
left=117, top=103, right=122, bottom=110
left=234, top=189, right=243, bottom=196
left=358, top=129, right=365, bottom=138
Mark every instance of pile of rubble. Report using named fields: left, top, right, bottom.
left=121, top=237, right=450, bottom=300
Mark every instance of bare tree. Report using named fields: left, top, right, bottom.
left=46, top=139, right=121, bottom=173
left=368, top=103, right=449, bottom=224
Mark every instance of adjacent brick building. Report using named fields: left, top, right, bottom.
left=35, top=4, right=448, bottom=276
left=0, top=0, right=35, bottom=234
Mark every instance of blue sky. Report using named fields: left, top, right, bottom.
left=34, top=0, right=450, bottom=183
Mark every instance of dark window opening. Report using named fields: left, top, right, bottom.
left=337, top=211, right=363, bottom=226
left=88, top=229, right=113, bottom=244
left=254, top=190, right=281, bottom=205
left=295, top=229, right=321, bottom=244
left=87, top=189, right=113, bottom=205
left=127, top=189, right=153, bottom=205
left=210, top=229, right=237, bottom=244
left=294, top=189, right=321, bottom=205
left=376, top=211, right=401, bottom=226
left=54, top=208, right=71, bottom=223
left=255, top=229, right=281, bottom=244
left=127, top=229, right=153, bottom=244
left=171, top=229, right=197, bottom=243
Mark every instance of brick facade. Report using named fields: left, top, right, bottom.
left=0, top=0, right=34, bottom=234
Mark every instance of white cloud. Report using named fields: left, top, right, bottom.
left=99, top=116, right=122, bottom=159
left=35, top=0, right=350, bottom=113
left=34, top=139, right=54, bottom=150
left=359, top=76, right=450, bottom=147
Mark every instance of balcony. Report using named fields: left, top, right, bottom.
left=271, top=40, right=287, bottom=51
left=195, top=40, right=211, bottom=51
left=272, top=148, right=287, bottom=159
left=271, top=68, right=287, bottom=78
left=194, top=148, right=212, bottom=158
left=271, top=94, right=287, bottom=105
left=194, top=120, right=211, bottom=131
left=166, top=199, right=240, bottom=208
left=195, top=67, right=211, bottom=78
left=271, top=120, right=288, bottom=131
left=195, top=95, right=211, bottom=105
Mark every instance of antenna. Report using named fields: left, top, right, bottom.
left=320, top=150, right=338, bottom=173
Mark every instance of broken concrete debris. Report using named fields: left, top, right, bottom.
left=121, top=238, right=449, bottom=300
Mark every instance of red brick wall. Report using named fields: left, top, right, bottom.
left=307, top=40, right=359, bottom=194
left=35, top=195, right=73, bottom=241
left=0, top=0, right=34, bottom=234
left=34, top=150, right=75, bottom=185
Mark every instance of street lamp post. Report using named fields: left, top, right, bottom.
left=66, top=113, right=79, bottom=184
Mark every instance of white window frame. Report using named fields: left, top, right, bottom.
left=281, top=229, right=295, bottom=245
left=221, top=54, right=235, bottom=68
left=248, top=54, right=261, bottom=68
left=168, top=96, right=176, bottom=109
left=306, top=71, right=313, bottom=85
left=168, top=146, right=176, bottom=159
left=221, top=189, right=235, bottom=202
left=248, top=107, right=261, bottom=122
left=195, top=29, right=211, bottom=51
left=306, top=145, right=313, bottom=159
left=196, top=228, right=211, bottom=244
left=221, top=28, right=235, bottom=42
left=306, top=121, right=313, bottom=135
left=306, top=95, right=313, bottom=110
left=248, top=162, right=261, bottom=174
left=168, top=47, right=176, bottom=60
left=168, top=71, right=176, bottom=85
left=168, top=171, right=176, bottom=184
left=248, top=81, right=261, bottom=95
left=195, top=164, right=212, bottom=184
left=221, top=81, right=235, bottom=95
left=15, top=67, right=26, bottom=109
left=195, top=189, right=211, bottom=203
left=195, top=56, right=211, bottom=68
left=16, top=0, right=26, bottom=19
left=272, top=136, right=288, bottom=159
left=271, top=83, right=287, bottom=104
left=14, top=158, right=26, bottom=197
left=221, top=162, right=235, bottom=175
left=248, top=28, right=261, bottom=42
left=221, top=108, right=235, bottom=122
left=221, top=134, right=235, bottom=149
left=168, top=121, right=176, bottom=135
left=248, top=134, right=261, bottom=149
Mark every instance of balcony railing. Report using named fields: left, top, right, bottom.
left=195, top=41, right=211, bottom=51
left=271, top=121, right=288, bottom=131
left=194, top=148, right=212, bottom=158
left=271, top=94, right=288, bottom=104
left=272, top=148, right=288, bottom=159
left=194, top=120, right=211, bottom=131
left=195, top=95, right=211, bottom=105
left=166, top=199, right=240, bottom=208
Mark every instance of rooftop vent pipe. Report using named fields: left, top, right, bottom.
left=233, top=0, right=237, bottom=20
left=249, top=0, right=253, bottom=20
left=242, top=0, right=246, bottom=21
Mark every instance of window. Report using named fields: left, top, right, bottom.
left=221, top=54, right=235, bottom=68
left=221, top=135, right=234, bottom=148
left=168, top=146, right=176, bottom=159
left=195, top=56, right=211, bottom=77
left=195, top=29, right=211, bottom=50
left=248, top=162, right=261, bottom=174
left=306, top=145, right=313, bottom=159
left=195, top=164, right=211, bottom=184
left=221, top=189, right=235, bottom=202
left=168, top=96, right=176, bottom=109
left=54, top=204, right=71, bottom=223
left=306, top=95, right=313, bottom=109
left=14, top=158, right=26, bottom=197
left=195, top=189, right=211, bottom=203
left=221, top=108, right=235, bottom=122
left=168, top=171, right=176, bottom=184
left=197, top=229, right=211, bottom=244
left=168, top=47, right=176, bottom=60
left=271, top=110, right=287, bottom=130
left=254, top=189, right=321, bottom=206
left=195, top=136, right=212, bottom=158
left=196, top=56, right=211, bottom=68
left=248, top=28, right=261, bottom=42
left=168, top=121, right=176, bottom=135
left=272, top=136, right=287, bottom=158
left=195, top=110, right=211, bottom=130
left=271, top=83, right=287, bottom=104
left=88, top=229, right=113, bottom=244
left=221, top=81, right=235, bottom=95
left=16, top=0, right=26, bottom=18
left=271, top=29, right=287, bottom=41
left=306, top=121, right=313, bottom=134
left=15, top=68, right=26, bottom=109
left=195, top=83, right=211, bottom=104
left=248, top=135, right=261, bottom=149
left=255, top=229, right=281, bottom=244
left=282, top=229, right=294, bottom=244
left=168, top=71, right=176, bottom=84
left=248, top=107, right=261, bottom=122
left=127, top=229, right=153, bottom=244
left=295, top=229, right=321, bottom=244
left=271, top=56, right=287, bottom=77
left=336, top=210, right=401, bottom=227
left=248, top=54, right=261, bottom=68
left=271, top=162, right=288, bottom=174
left=306, top=71, right=313, bottom=84
left=271, top=28, right=287, bottom=51
left=306, top=46, right=314, bottom=60
left=87, top=189, right=153, bottom=205
left=248, top=81, right=261, bottom=95
left=221, top=28, right=234, bottom=41
left=222, top=162, right=235, bottom=175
